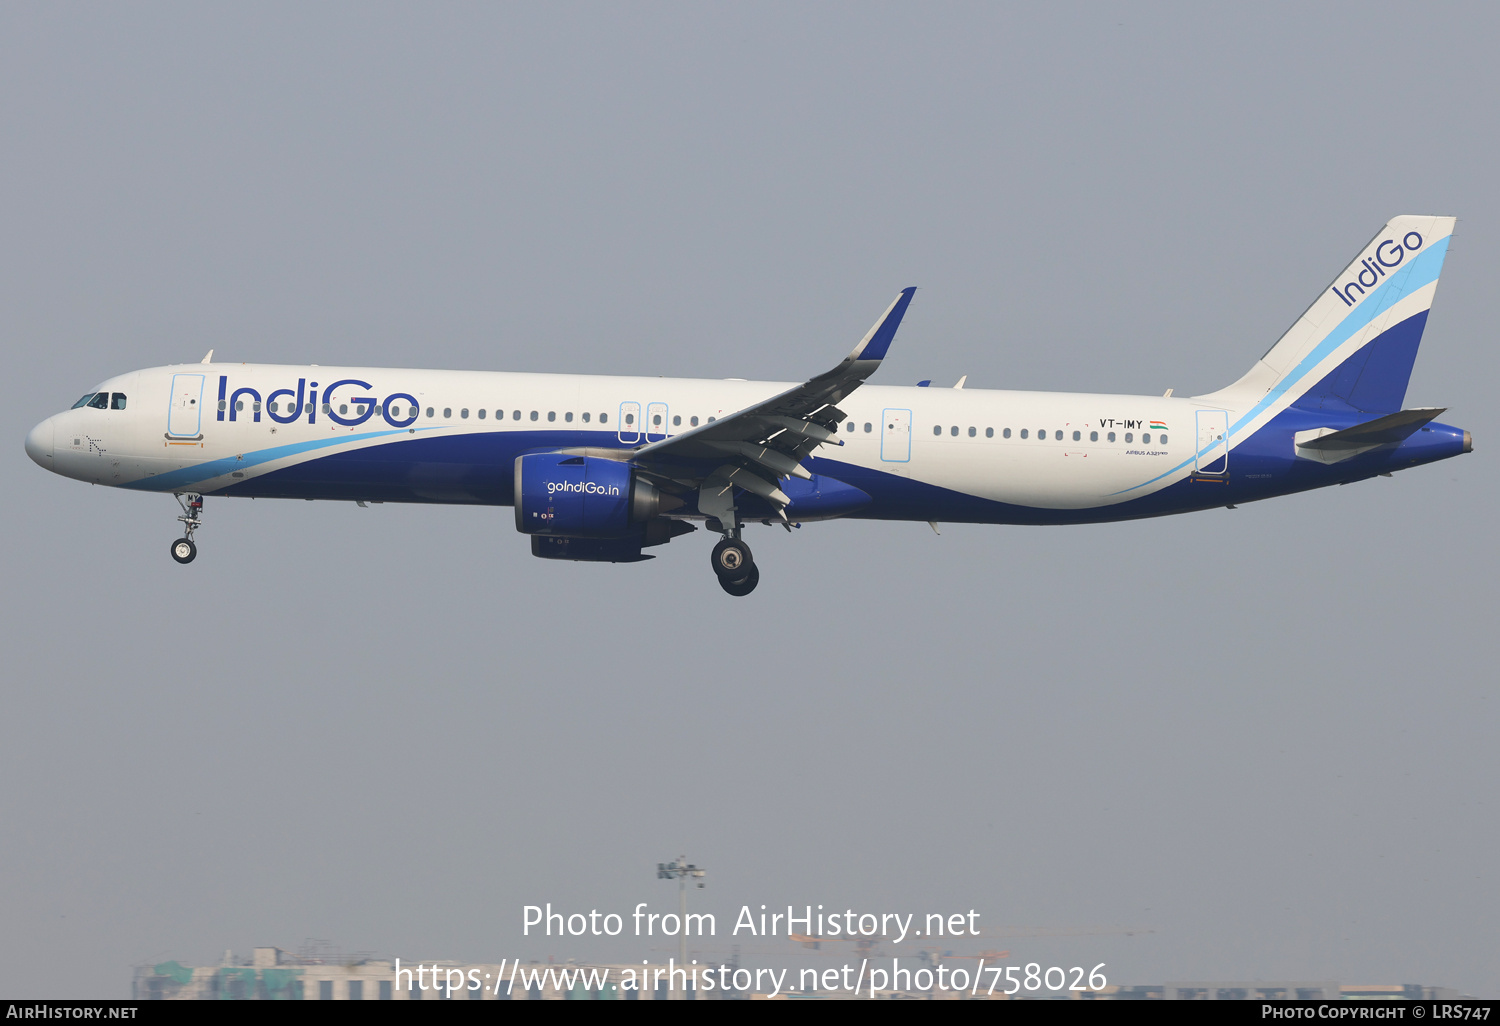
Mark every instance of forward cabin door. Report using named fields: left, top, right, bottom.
left=1195, top=409, right=1229, bottom=475
left=167, top=374, right=205, bottom=438
left=881, top=408, right=911, bottom=462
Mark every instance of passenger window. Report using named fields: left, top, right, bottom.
left=339, top=404, right=347, bottom=415
left=530, top=411, right=538, bottom=421
left=1055, top=430, right=1063, bottom=441
left=690, top=416, right=699, bottom=427
left=566, top=412, right=574, bottom=422
left=477, top=409, right=486, bottom=419
left=322, top=403, right=331, bottom=414
left=513, top=410, right=521, bottom=420
left=236, top=401, right=244, bottom=412
left=1107, top=431, right=1115, bottom=442
left=950, top=426, right=958, bottom=436
left=87, top=393, right=109, bottom=410
left=1003, top=428, right=1011, bottom=438
left=111, top=393, right=127, bottom=410
left=985, top=427, right=993, bottom=438
left=72, top=394, right=97, bottom=409
left=268, top=401, right=277, bottom=413
left=218, top=400, right=227, bottom=411
left=707, top=416, right=716, bottom=422
left=1090, top=430, right=1098, bottom=441
left=1142, top=432, right=1150, bottom=443
left=1020, top=429, right=1028, bottom=439
left=653, top=414, right=661, bottom=426
left=1072, top=430, right=1080, bottom=441
left=847, top=421, right=856, bottom=432
left=582, top=412, right=590, bottom=422
left=933, top=425, right=942, bottom=436
left=1125, top=432, right=1133, bottom=442
left=673, top=415, right=681, bottom=426
left=968, top=427, right=976, bottom=437
left=1160, top=434, right=1168, bottom=443
left=865, top=422, right=873, bottom=433
left=624, top=413, right=633, bottom=425
left=462, top=408, right=470, bottom=418
left=600, top=413, right=608, bottom=424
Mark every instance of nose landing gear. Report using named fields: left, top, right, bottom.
left=171, top=493, right=203, bottom=564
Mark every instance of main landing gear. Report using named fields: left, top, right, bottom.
left=711, top=535, right=758, bottom=597
left=170, top=493, right=203, bottom=564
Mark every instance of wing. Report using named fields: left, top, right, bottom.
left=631, top=287, right=916, bottom=520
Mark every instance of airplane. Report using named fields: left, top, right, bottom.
left=24, top=215, right=1471, bottom=596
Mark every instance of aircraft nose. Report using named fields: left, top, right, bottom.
left=25, top=418, right=53, bottom=468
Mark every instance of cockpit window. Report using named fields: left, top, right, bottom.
left=111, top=393, right=127, bottom=410
left=72, top=393, right=97, bottom=409
left=86, top=393, right=109, bottom=410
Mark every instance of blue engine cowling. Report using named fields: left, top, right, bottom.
left=514, top=453, right=669, bottom=538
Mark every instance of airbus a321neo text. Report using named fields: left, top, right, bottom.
left=25, top=216, right=1472, bottom=595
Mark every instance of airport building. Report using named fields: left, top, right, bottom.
left=130, top=949, right=1465, bottom=1001
left=131, top=947, right=734, bottom=1001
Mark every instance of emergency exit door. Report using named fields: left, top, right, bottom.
left=617, top=401, right=641, bottom=444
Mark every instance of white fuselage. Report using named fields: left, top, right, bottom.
left=37, top=363, right=1202, bottom=516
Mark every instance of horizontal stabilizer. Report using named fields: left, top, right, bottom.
left=1296, top=407, right=1446, bottom=450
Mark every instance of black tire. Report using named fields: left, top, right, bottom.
left=718, top=563, right=759, bottom=596
left=710, top=538, right=753, bottom=579
left=170, top=538, right=197, bottom=564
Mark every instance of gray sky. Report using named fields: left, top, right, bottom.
left=2, top=1, right=1496, bottom=997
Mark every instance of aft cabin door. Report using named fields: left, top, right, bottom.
left=1195, top=409, right=1229, bottom=475
left=167, top=374, right=205, bottom=438
left=881, top=408, right=911, bottom=462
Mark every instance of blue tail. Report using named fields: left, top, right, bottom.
left=1201, top=216, right=1455, bottom=424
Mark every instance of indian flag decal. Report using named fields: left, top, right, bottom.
left=1149, top=420, right=1167, bottom=431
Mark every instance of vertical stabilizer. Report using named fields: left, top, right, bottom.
left=1200, top=216, right=1455, bottom=428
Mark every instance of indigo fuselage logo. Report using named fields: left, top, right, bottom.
left=214, top=377, right=421, bottom=428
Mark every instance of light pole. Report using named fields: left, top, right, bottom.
left=657, top=856, right=705, bottom=973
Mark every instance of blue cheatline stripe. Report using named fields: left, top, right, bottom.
left=1108, top=234, right=1450, bottom=498
left=122, top=426, right=446, bottom=492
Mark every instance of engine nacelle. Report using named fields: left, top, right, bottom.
left=514, top=453, right=670, bottom=538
